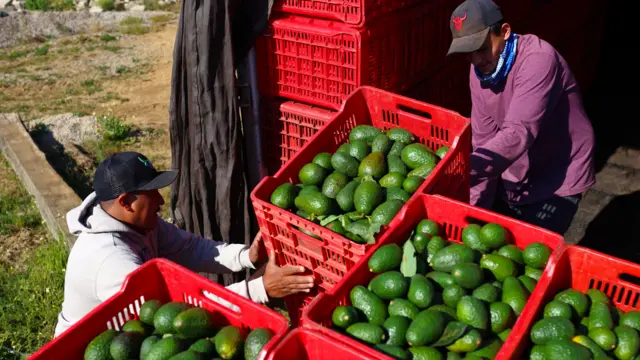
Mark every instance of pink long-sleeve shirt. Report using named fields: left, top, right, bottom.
left=469, top=34, right=595, bottom=208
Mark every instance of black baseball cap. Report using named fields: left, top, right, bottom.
left=93, top=152, right=177, bottom=201
left=447, top=0, right=503, bottom=55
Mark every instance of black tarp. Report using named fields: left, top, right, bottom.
left=168, top=0, right=272, bottom=285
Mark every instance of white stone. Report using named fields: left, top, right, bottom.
left=128, top=4, right=144, bottom=11
left=89, top=5, right=102, bottom=12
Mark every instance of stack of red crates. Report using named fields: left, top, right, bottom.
left=257, top=0, right=463, bottom=174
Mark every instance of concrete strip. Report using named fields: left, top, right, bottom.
left=0, top=113, right=81, bottom=247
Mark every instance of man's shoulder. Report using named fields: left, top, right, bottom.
left=517, top=34, right=561, bottom=63
left=67, top=232, right=137, bottom=270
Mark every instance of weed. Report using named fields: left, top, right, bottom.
left=8, top=51, right=26, bottom=60
left=64, top=88, right=81, bottom=96
left=150, top=14, right=171, bottom=23
left=15, top=68, right=28, bottom=73
left=50, top=0, right=75, bottom=10
left=120, top=16, right=143, bottom=26
left=81, top=79, right=96, bottom=88
left=120, top=17, right=149, bottom=35
left=34, top=45, right=50, bottom=56
left=97, top=115, right=133, bottom=141
left=81, top=80, right=102, bottom=94
left=72, top=111, right=90, bottom=117
left=97, top=65, right=109, bottom=73
left=68, top=47, right=81, bottom=54
left=25, top=0, right=50, bottom=10
left=100, top=34, right=118, bottom=42
left=103, top=92, right=129, bottom=103
left=102, top=45, right=122, bottom=53
left=85, top=46, right=97, bottom=52
left=44, top=35, right=56, bottom=41
left=116, top=65, right=130, bottom=74
left=96, top=0, right=115, bottom=10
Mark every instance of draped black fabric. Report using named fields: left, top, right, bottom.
left=168, top=0, right=271, bottom=285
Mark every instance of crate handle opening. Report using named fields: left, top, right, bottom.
left=620, top=273, right=640, bottom=288
left=202, top=290, right=242, bottom=314
left=397, top=103, right=433, bottom=120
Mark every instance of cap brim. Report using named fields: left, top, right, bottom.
left=447, top=28, right=490, bottom=55
left=137, top=171, right=178, bottom=191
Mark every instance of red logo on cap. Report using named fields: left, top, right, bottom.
left=452, top=12, right=467, bottom=31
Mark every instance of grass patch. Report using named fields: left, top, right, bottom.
left=0, top=160, right=43, bottom=237
left=150, top=14, right=172, bottom=23
left=102, top=45, right=122, bottom=53
left=120, top=17, right=149, bottom=35
left=103, top=92, right=129, bottom=103
left=72, top=111, right=90, bottom=117
left=98, top=115, right=133, bottom=141
left=100, top=34, right=118, bottom=42
left=96, top=0, right=115, bottom=10
left=15, top=69, right=28, bottom=73
left=80, top=80, right=103, bottom=94
left=116, top=65, right=130, bottom=74
left=34, top=45, right=50, bottom=56
left=120, top=17, right=143, bottom=26
left=2, top=51, right=26, bottom=61
left=0, top=238, right=68, bottom=357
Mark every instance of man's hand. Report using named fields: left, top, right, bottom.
left=248, top=232, right=266, bottom=265
left=262, top=251, right=315, bottom=298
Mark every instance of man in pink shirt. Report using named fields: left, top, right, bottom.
left=447, top=0, right=596, bottom=235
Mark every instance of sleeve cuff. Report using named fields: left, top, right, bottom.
left=239, top=248, right=256, bottom=270
left=248, top=277, right=270, bottom=304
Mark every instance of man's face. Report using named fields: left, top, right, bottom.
left=468, top=23, right=510, bottom=75
left=128, top=189, right=165, bottom=230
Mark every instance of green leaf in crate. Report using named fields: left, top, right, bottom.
left=401, top=240, right=417, bottom=277
left=366, top=223, right=383, bottom=244
left=320, top=214, right=341, bottom=226
left=432, top=321, right=470, bottom=347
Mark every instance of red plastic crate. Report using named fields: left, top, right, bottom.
left=29, top=259, right=289, bottom=360
left=501, top=245, right=640, bottom=359
left=250, top=87, right=470, bottom=323
left=262, top=98, right=337, bottom=167
left=300, top=193, right=565, bottom=360
left=265, top=328, right=371, bottom=360
left=256, top=2, right=459, bottom=110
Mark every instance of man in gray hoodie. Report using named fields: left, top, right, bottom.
left=54, top=152, right=314, bottom=337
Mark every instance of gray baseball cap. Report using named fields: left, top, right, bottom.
left=447, top=0, right=503, bottom=55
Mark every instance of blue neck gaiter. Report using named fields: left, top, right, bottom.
left=475, top=32, right=519, bottom=86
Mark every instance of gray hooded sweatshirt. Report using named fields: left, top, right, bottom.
left=54, top=192, right=268, bottom=337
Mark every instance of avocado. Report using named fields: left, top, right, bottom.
left=122, top=319, right=152, bottom=336
left=298, top=163, right=328, bottom=186
left=146, top=337, right=184, bottom=360
left=497, top=245, right=524, bottom=265
left=167, top=351, right=206, bottom=360
left=213, top=325, right=246, bottom=360
left=140, top=300, right=163, bottom=326
left=350, top=285, right=388, bottom=326
left=525, top=266, right=543, bottom=281
left=312, top=152, right=333, bottom=170
left=346, top=322, right=386, bottom=345
left=457, top=296, right=489, bottom=330
left=375, top=344, right=412, bottom=359
left=389, top=298, right=420, bottom=320
left=369, top=244, right=403, bottom=273
left=589, top=301, right=614, bottom=330
left=502, top=276, right=530, bottom=315
left=445, top=329, right=483, bottom=353
left=401, top=143, right=437, bottom=169
left=531, top=317, right=576, bottom=345
left=522, top=243, right=551, bottom=270
left=109, top=332, right=143, bottom=360
left=614, top=325, right=640, bottom=360
left=141, top=335, right=161, bottom=359
left=517, top=275, right=538, bottom=294
left=416, top=219, right=440, bottom=236
left=270, top=183, right=298, bottom=209
left=427, top=271, right=456, bottom=289
left=586, top=289, right=611, bottom=306
left=298, top=185, right=320, bottom=196
left=325, top=219, right=346, bottom=235
left=472, top=283, right=500, bottom=303
left=498, top=328, right=512, bottom=342
left=406, top=310, right=447, bottom=346
left=388, top=155, right=408, bottom=175
left=349, top=139, right=371, bottom=162
left=427, top=236, right=448, bottom=264
left=388, top=141, right=408, bottom=157
left=451, top=263, right=485, bottom=290
left=387, top=128, right=415, bottom=144
left=589, top=326, right=617, bottom=351
left=154, top=302, right=192, bottom=335
left=408, top=274, right=436, bottom=309
left=371, top=134, right=392, bottom=154
left=555, top=289, right=590, bottom=318
left=332, top=306, right=360, bottom=329
left=469, top=337, right=503, bottom=359
left=349, top=125, right=383, bottom=144
left=407, top=164, right=436, bottom=179
left=383, top=316, right=411, bottom=347
left=84, top=329, right=118, bottom=360
left=331, top=152, right=360, bottom=177
left=172, top=307, right=214, bottom=339
left=461, top=224, right=490, bottom=253
left=188, top=338, right=217, bottom=357
left=336, top=143, right=352, bottom=154
left=354, top=180, right=383, bottom=215
left=443, top=285, right=467, bottom=308
left=621, top=311, right=640, bottom=332
left=413, top=233, right=431, bottom=255
left=371, top=200, right=404, bottom=226
left=358, top=152, right=388, bottom=180
left=430, top=244, right=476, bottom=273
left=408, top=346, right=444, bottom=360
left=428, top=305, right=458, bottom=321
left=542, top=339, right=593, bottom=360
left=573, top=335, right=611, bottom=359
left=320, top=171, right=349, bottom=199
left=336, top=180, right=360, bottom=212
left=402, top=176, right=424, bottom=193
left=386, top=187, right=411, bottom=203
left=489, top=301, right=515, bottom=334
left=480, top=254, right=518, bottom=282
left=544, top=300, right=574, bottom=320
left=379, top=172, right=406, bottom=189
left=479, top=223, right=507, bottom=250
left=370, top=271, right=409, bottom=300
left=529, top=344, right=546, bottom=360
left=244, top=328, right=274, bottom=360
left=294, top=192, right=332, bottom=216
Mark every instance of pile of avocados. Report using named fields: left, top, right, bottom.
left=329, top=218, right=552, bottom=360
left=84, top=300, right=274, bottom=360
left=528, top=287, right=640, bottom=360
left=269, top=125, right=449, bottom=244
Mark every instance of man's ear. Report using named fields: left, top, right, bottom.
left=502, top=23, right=511, bottom=41
left=116, top=193, right=136, bottom=212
